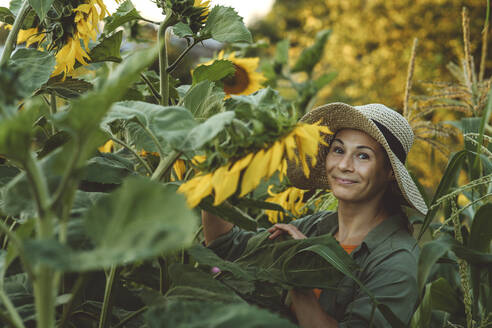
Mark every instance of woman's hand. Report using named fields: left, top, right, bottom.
left=268, top=224, right=307, bottom=240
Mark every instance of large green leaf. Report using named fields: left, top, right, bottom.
left=102, top=101, right=197, bottom=152
left=24, top=177, right=198, bottom=271
left=477, top=88, right=492, bottom=162
left=192, top=60, right=235, bottom=85
left=181, top=111, right=235, bottom=151
left=173, top=22, right=193, bottom=38
left=82, top=152, right=135, bottom=185
left=291, top=29, right=331, bottom=74
left=201, top=6, right=252, bottom=44
left=28, top=0, right=54, bottom=20
left=199, top=197, right=257, bottom=231
left=274, top=39, right=289, bottom=65
left=182, top=80, right=225, bottom=118
left=417, top=238, right=452, bottom=295
left=166, top=264, right=244, bottom=303
left=417, top=150, right=468, bottom=240
left=0, top=97, right=44, bottom=162
left=88, top=30, right=123, bottom=63
left=469, top=203, right=492, bottom=252
left=411, top=277, right=462, bottom=327
left=35, top=76, right=93, bottom=99
left=144, top=299, right=296, bottom=328
left=0, top=7, right=15, bottom=24
left=10, top=48, right=56, bottom=97
left=55, top=46, right=158, bottom=167
left=103, top=0, right=142, bottom=35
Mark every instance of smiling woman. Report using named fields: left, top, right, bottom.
left=202, top=102, right=428, bottom=327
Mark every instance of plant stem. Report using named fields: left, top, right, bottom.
left=151, top=150, right=180, bottom=181
left=0, top=0, right=30, bottom=66
left=450, top=200, right=473, bottom=328
left=0, top=219, right=35, bottom=281
left=167, top=39, right=200, bottom=74
left=140, top=72, right=161, bottom=103
left=49, top=92, right=57, bottom=135
left=0, top=289, right=25, bottom=328
left=111, top=136, right=153, bottom=175
left=158, top=12, right=175, bottom=106
left=479, top=0, right=490, bottom=82
left=24, top=153, right=50, bottom=219
left=98, top=266, right=118, bottom=328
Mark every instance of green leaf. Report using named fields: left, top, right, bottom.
left=417, top=238, right=451, bottom=295
left=10, top=48, right=56, bottom=97
left=202, top=6, right=252, bottom=43
left=173, top=22, right=194, bottom=38
left=89, top=30, right=123, bottom=63
left=0, top=97, right=44, bottom=162
left=24, top=177, right=198, bottom=271
left=28, top=0, right=54, bottom=20
left=166, top=264, right=244, bottom=303
left=82, top=152, right=135, bottom=185
left=55, top=46, right=158, bottom=166
left=292, top=29, right=331, bottom=74
left=192, top=60, right=235, bottom=85
left=411, top=277, right=462, bottom=327
left=36, top=76, right=93, bottom=99
left=102, top=101, right=198, bottom=152
left=314, top=72, right=337, bottom=90
left=274, top=39, right=289, bottom=65
left=0, top=7, right=15, bottom=24
left=477, top=88, right=492, bottom=163
left=469, top=203, right=492, bottom=252
left=182, top=80, right=225, bottom=118
left=0, top=165, right=21, bottom=187
left=103, top=0, right=142, bottom=35
left=417, top=150, right=468, bottom=240
left=144, top=300, right=297, bottom=328
left=181, top=111, right=235, bottom=151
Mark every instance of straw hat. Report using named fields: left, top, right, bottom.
left=287, top=103, right=428, bottom=216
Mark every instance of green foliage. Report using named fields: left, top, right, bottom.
left=181, top=80, right=225, bottom=117
left=192, top=60, right=235, bottom=85
left=201, top=6, right=252, bottom=43
left=103, top=0, right=142, bottom=35
left=88, top=30, right=123, bottom=64
left=24, top=177, right=198, bottom=272
left=291, top=29, right=331, bottom=75
left=0, top=7, right=15, bottom=25
left=28, top=0, right=54, bottom=21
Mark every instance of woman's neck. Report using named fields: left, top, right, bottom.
left=335, top=199, right=390, bottom=245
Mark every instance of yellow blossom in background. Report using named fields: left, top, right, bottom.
left=178, top=122, right=332, bottom=208
left=457, top=193, right=470, bottom=208
left=172, top=159, right=187, bottom=180
left=265, top=185, right=308, bottom=224
left=98, top=140, right=114, bottom=153
left=199, top=51, right=266, bottom=98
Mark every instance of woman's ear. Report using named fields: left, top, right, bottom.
left=388, top=169, right=395, bottom=181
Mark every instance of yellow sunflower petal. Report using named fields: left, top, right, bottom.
left=178, top=173, right=213, bottom=208
left=267, top=141, right=284, bottom=176
left=229, top=153, right=254, bottom=173
left=240, top=150, right=269, bottom=197
left=98, top=140, right=114, bottom=153
left=212, top=164, right=240, bottom=205
left=173, top=159, right=186, bottom=180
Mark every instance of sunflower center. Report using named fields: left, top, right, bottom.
left=223, top=64, right=250, bottom=95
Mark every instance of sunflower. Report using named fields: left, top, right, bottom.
left=178, top=122, right=332, bottom=207
left=17, top=27, right=45, bottom=47
left=194, top=0, right=211, bottom=18
left=199, top=51, right=266, bottom=97
left=264, top=185, right=308, bottom=224
left=52, top=0, right=110, bottom=78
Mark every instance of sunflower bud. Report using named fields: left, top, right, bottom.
left=157, top=0, right=210, bottom=33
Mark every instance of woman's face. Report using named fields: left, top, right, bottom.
left=325, top=129, right=394, bottom=205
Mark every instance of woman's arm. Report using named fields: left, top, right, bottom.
left=290, top=289, right=338, bottom=328
left=202, top=210, right=234, bottom=246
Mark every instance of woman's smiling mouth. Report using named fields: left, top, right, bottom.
left=333, top=177, right=357, bottom=184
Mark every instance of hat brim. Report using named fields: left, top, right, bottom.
left=287, top=103, right=428, bottom=216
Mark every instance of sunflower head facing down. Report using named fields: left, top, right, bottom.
left=200, top=51, right=266, bottom=98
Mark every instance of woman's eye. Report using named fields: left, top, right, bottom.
left=332, top=147, right=344, bottom=154
left=358, top=153, right=369, bottom=160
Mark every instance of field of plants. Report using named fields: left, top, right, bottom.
left=0, top=0, right=491, bottom=327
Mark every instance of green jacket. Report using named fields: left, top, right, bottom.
left=208, top=211, right=419, bottom=327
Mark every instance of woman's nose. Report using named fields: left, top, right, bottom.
left=337, top=154, right=354, bottom=171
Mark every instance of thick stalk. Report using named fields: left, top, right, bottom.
left=0, top=1, right=30, bottom=66
left=49, top=93, right=57, bottom=135
left=98, top=266, right=118, bottom=328
left=151, top=150, right=180, bottom=181
left=158, top=13, right=175, bottom=106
